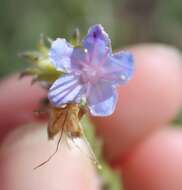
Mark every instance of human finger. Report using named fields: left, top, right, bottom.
left=93, top=44, right=182, bottom=161
left=121, top=127, right=182, bottom=190
left=0, top=75, right=46, bottom=140
left=0, top=123, right=100, bottom=190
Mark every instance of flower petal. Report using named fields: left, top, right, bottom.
left=83, top=24, right=111, bottom=49
left=83, top=24, right=111, bottom=64
left=49, top=38, right=73, bottom=73
left=102, top=51, right=134, bottom=85
left=70, top=47, right=88, bottom=71
left=48, top=74, right=85, bottom=106
left=87, top=81, right=117, bottom=116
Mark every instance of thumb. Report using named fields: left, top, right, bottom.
left=0, top=123, right=100, bottom=190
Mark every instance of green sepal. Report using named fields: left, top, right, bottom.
left=69, top=28, right=81, bottom=47
left=19, top=36, right=62, bottom=84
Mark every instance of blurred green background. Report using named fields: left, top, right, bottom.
left=0, top=0, right=182, bottom=78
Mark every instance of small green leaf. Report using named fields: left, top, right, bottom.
left=19, top=51, right=42, bottom=64
left=69, top=28, right=81, bottom=47
left=19, top=36, right=63, bottom=84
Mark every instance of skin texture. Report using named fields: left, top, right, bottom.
left=0, top=43, right=181, bottom=190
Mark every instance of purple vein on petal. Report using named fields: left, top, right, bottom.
left=99, top=48, right=110, bottom=66
left=74, top=86, right=86, bottom=103
left=54, top=84, right=82, bottom=105
left=49, top=75, right=75, bottom=91
left=49, top=80, right=78, bottom=99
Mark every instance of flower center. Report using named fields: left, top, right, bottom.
left=80, top=64, right=102, bottom=84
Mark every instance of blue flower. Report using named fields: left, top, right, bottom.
left=48, top=24, right=134, bottom=116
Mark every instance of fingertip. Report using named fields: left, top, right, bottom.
left=93, top=44, right=182, bottom=160
left=120, top=127, right=182, bottom=190
left=0, top=75, right=46, bottom=139
left=119, top=44, right=182, bottom=127
left=0, top=124, right=100, bottom=190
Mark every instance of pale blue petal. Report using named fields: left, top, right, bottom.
left=102, top=51, right=134, bottom=85
left=83, top=24, right=111, bottom=64
left=87, top=82, right=117, bottom=116
left=83, top=24, right=111, bottom=50
left=70, top=47, right=88, bottom=71
left=48, top=74, right=85, bottom=106
left=49, top=38, right=73, bottom=73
